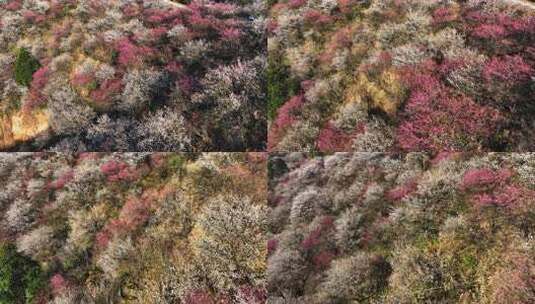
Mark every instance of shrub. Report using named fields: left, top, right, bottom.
left=219, top=27, right=242, bottom=42
left=235, top=286, right=267, bottom=304
left=472, top=24, right=507, bottom=40
left=115, top=38, right=155, bottom=67
left=267, top=239, right=278, bottom=255
left=89, top=78, right=123, bottom=104
left=312, top=250, right=335, bottom=269
left=288, top=0, right=306, bottom=9
left=5, top=199, right=33, bottom=233
left=17, top=226, right=55, bottom=260
left=487, top=252, right=535, bottom=303
left=432, top=7, right=457, bottom=26
left=100, top=160, right=138, bottom=183
left=289, top=187, right=319, bottom=225
left=303, top=10, right=333, bottom=27
left=24, top=66, right=49, bottom=111
left=472, top=185, right=523, bottom=208
left=319, top=253, right=391, bottom=302
left=86, top=115, right=132, bottom=151
left=267, top=250, right=307, bottom=297
left=300, top=216, right=335, bottom=252
left=396, top=75, right=503, bottom=152
left=386, top=245, right=446, bottom=303
left=119, top=69, right=167, bottom=113
left=268, top=94, right=306, bottom=150
left=483, top=55, right=533, bottom=83
left=48, top=85, right=96, bottom=135
left=460, top=168, right=511, bottom=190
left=14, top=48, right=41, bottom=87
left=96, top=237, right=134, bottom=279
left=4, top=0, right=22, bottom=11
left=49, top=273, right=68, bottom=296
left=315, top=122, right=358, bottom=152
left=116, top=198, right=151, bottom=231
left=48, top=170, right=74, bottom=190
left=190, top=195, right=267, bottom=292
left=134, top=108, right=192, bottom=151
left=335, top=207, right=365, bottom=253
left=193, top=58, right=266, bottom=150
left=386, top=179, right=418, bottom=201
left=183, top=290, right=215, bottom=304
left=71, top=72, right=95, bottom=87
left=482, top=55, right=534, bottom=105
left=22, top=10, right=46, bottom=24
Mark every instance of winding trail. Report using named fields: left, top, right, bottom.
left=158, top=0, right=190, bottom=10
left=508, top=0, right=535, bottom=10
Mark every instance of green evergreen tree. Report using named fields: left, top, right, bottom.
left=0, top=243, right=45, bottom=304
left=267, top=55, right=300, bottom=120
left=14, top=48, right=40, bottom=87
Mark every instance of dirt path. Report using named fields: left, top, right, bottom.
left=160, top=0, right=189, bottom=9
left=507, top=0, right=535, bottom=10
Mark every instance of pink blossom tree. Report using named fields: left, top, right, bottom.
left=316, top=122, right=362, bottom=152
left=24, top=66, right=50, bottom=112
left=268, top=95, right=305, bottom=150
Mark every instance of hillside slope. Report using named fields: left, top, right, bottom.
left=268, top=0, right=535, bottom=152
left=1, top=0, right=266, bottom=151
left=268, top=152, right=535, bottom=303
left=0, top=152, right=267, bottom=303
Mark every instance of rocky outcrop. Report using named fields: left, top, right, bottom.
left=0, top=109, right=49, bottom=150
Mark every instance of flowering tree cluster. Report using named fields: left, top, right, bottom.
left=0, top=152, right=267, bottom=303
left=396, top=60, right=504, bottom=151
left=460, top=167, right=534, bottom=210
left=100, top=159, right=139, bottom=183
left=0, top=0, right=266, bottom=151
left=268, top=94, right=306, bottom=150
left=268, top=0, right=535, bottom=152
left=268, top=152, right=535, bottom=303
